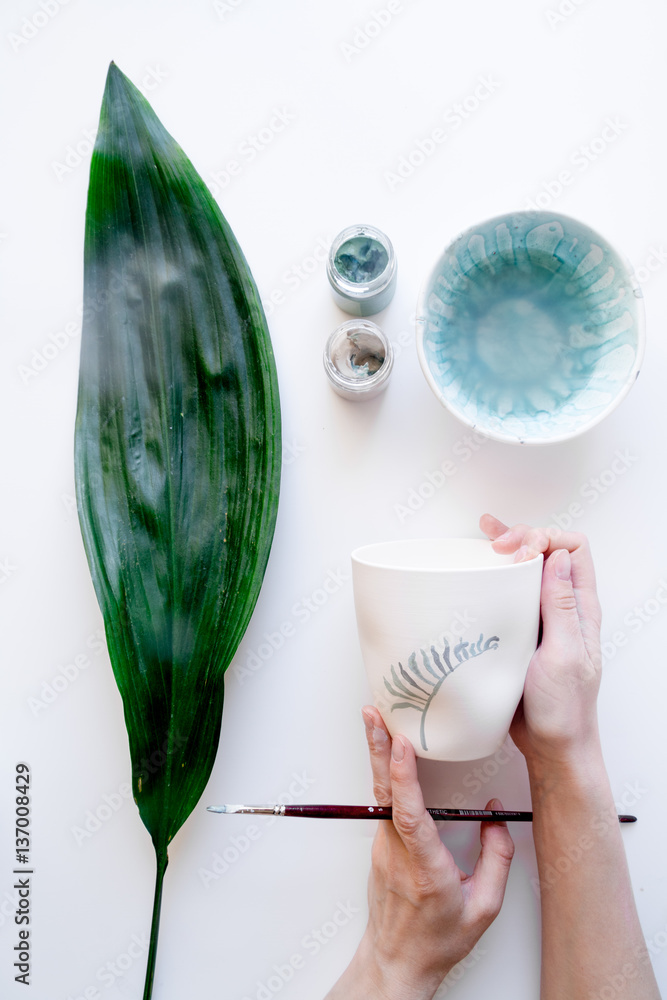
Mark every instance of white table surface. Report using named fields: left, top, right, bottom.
left=2, top=1, right=666, bottom=998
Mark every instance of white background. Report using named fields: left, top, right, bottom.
left=1, top=1, right=666, bottom=998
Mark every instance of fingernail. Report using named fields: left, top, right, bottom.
left=372, top=726, right=389, bottom=749
left=513, top=545, right=529, bottom=563
left=362, top=710, right=389, bottom=749
left=391, top=736, right=405, bottom=762
left=496, top=529, right=512, bottom=542
left=555, top=549, right=571, bottom=581
left=487, top=798, right=507, bottom=824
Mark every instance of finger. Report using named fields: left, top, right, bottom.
left=479, top=513, right=509, bottom=539
left=388, top=736, right=446, bottom=867
left=362, top=706, right=393, bottom=806
left=512, top=526, right=551, bottom=563
left=506, top=524, right=598, bottom=592
left=467, top=798, right=514, bottom=923
left=481, top=516, right=537, bottom=554
left=489, top=523, right=600, bottom=629
left=539, top=549, right=597, bottom=665
left=544, top=531, right=601, bottom=630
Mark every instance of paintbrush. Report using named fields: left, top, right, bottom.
left=207, top=804, right=637, bottom=823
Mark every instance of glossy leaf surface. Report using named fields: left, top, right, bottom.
left=74, top=62, right=281, bottom=996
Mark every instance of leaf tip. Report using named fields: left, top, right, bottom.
left=104, top=60, right=131, bottom=94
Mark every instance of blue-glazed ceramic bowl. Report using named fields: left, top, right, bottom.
left=416, top=211, right=645, bottom=445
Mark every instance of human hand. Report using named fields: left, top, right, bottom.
left=480, top=514, right=603, bottom=770
left=345, top=706, right=514, bottom=1000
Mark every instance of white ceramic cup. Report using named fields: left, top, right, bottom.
left=351, top=538, right=543, bottom=761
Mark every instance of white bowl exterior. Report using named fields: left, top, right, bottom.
left=352, top=539, right=543, bottom=761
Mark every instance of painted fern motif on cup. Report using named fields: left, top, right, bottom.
left=383, top=633, right=500, bottom=751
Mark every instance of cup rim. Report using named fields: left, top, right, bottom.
left=351, top=537, right=544, bottom=573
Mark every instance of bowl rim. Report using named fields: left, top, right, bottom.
left=415, top=210, right=647, bottom=446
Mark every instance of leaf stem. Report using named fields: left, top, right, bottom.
left=143, top=846, right=169, bottom=1000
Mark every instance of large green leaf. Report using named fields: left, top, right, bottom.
left=74, top=62, right=281, bottom=998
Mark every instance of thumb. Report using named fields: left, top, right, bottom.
left=388, top=736, right=443, bottom=865
left=467, top=799, right=514, bottom=922
left=539, top=548, right=584, bottom=661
